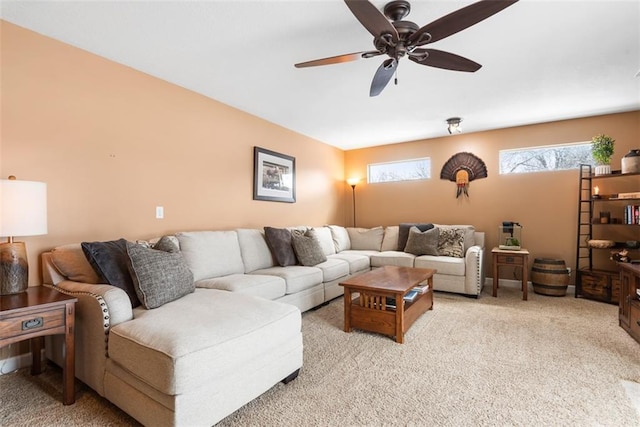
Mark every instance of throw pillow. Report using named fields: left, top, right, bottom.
left=264, top=227, right=298, bottom=266
left=347, top=226, right=385, bottom=251
left=437, top=227, right=465, bottom=258
left=397, top=223, right=434, bottom=251
left=153, top=235, right=180, bottom=253
left=51, top=243, right=101, bottom=284
left=81, top=238, right=140, bottom=307
left=291, top=228, right=327, bottom=266
left=126, top=242, right=195, bottom=309
left=404, top=226, right=439, bottom=256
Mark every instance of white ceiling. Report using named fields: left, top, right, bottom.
left=1, top=0, right=639, bottom=150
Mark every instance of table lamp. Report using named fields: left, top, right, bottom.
left=0, top=176, right=48, bottom=295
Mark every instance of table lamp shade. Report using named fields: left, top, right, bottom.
left=1, top=179, right=48, bottom=237
left=0, top=179, right=48, bottom=295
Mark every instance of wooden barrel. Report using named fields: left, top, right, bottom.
left=531, top=258, right=570, bottom=296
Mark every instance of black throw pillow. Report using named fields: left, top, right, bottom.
left=81, top=238, right=140, bottom=308
left=397, top=223, right=434, bottom=251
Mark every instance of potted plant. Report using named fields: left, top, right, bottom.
left=591, top=134, right=615, bottom=175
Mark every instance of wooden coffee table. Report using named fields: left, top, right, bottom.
left=339, top=266, right=435, bottom=343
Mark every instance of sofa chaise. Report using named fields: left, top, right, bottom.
left=41, top=223, right=483, bottom=426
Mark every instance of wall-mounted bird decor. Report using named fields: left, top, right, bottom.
left=440, top=152, right=488, bottom=198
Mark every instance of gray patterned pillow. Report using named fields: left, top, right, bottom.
left=437, top=227, right=465, bottom=258
left=404, top=226, right=439, bottom=256
left=291, top=228, right=327, bottom=266
left=126, top=242, right=195, bottom=309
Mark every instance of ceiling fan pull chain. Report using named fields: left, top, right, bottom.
left=395, top=68, right=398, bottom=86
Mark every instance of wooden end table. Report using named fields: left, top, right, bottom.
left=339, top=266, right=435, bottom=344
left=492, top=247, right=530, bottom=301
left=0, top=286, right=78, bottom=405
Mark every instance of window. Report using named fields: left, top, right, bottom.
left=499, top=142, right=593, bottom=174
left=368, top=158, right=431, bottom=183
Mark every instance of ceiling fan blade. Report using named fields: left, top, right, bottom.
left=370, top=58, right=397, bottom=97
left=344, top=0, right=399, bottom=42
left=295, top=51, right=372, bottom=68
left=409, top=0, right=519, bottom=46
left=409, top=48, right=481, bottom=72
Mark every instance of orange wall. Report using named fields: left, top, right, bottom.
left=0, top=22, right=345, bottom=285
left=2, top=21, right=639, bottom=288
left=345, top=111, right=640, bottom=283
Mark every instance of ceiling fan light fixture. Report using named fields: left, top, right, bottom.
left=446, top=117, right=463, bottom=134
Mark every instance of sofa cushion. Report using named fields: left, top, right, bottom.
left=195, top=273, right=286, bottom=300
left=327, top=253, right=370, bottom=274
left=237, top=228, right=275, bottom=272
left=328, top=225, right=351, bottom=252
left=263, top=227, right=297, bottom=267
left=437, top=227, right=465, bottom=258
left=347, top=226, right=384, bottom=251
left=314, top=227, right=337, bottom=256
left=177, top=231, right=244, bottom=281
left=397, top=223, right=434, bottom=251
left=415, top=255, right=466, bottom=276
left=126, top=242, right=195, bottom=309
left=381, top=226, right=399, bottom=252
left=81, top=238, right=140, bottom=307
left=404, top=226, right=439, bottom=256
left=291, top=228, right=327, bottom=266
left=313, top=258, right=350, bottom=282
left=51, top=243, right=101, bottom=284
left=251, top=266, right=323, bottom=295
left=370, top=251, right=416, bottom=268
left=108, top=289, right=301, bottom=395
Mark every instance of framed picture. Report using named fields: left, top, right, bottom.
left=253, top=147, right=296, bottom=203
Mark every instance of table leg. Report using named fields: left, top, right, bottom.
left=395, top=295, right=404, bottom=344
left=522, top=255, right=529, bottom=301
left=30, top=336, right=43, bottom=375
left=63, top=302, right=76, bottom=405
left=493, top=257, right=499, bottom=297
left=343, top=288, right=352, bottom=333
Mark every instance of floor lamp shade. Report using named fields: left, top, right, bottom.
left=0, top=179, right=48, bottom=295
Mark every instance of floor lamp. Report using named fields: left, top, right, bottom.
left=0, top=176, right=48, bottom=295
left=347, top=178, right=359, bottom=227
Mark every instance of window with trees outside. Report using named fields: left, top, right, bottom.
left=499, top=142, right=594, bottom=174
left=368, top=158, right=431, bottom=183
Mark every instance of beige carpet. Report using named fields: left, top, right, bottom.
left=1, top=287, right=639, bottom=426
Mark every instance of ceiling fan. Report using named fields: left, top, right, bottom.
left=295, top=0, right=519, bottom=97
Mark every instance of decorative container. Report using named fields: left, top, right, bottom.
left=531, top=258, right=570, bottom=296
left=621, top=149, right=640, bottom=174
left=594, top=164, right=611, bottom=175
left=498, top=222, right=522, bottom=250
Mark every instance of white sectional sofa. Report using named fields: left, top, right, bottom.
left=41, top=223, right=483, bottom=426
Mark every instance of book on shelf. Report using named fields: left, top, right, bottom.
left=624, top=205, right=639, bottom=225
left=403, top=290, right=419, bottom=302
left=412, top=283, right=430, bottom=294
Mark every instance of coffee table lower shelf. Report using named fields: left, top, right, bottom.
left=348, top=293, right=433, bottom=343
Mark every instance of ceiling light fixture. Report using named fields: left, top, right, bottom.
left=446, top=117, right=463, bottom=134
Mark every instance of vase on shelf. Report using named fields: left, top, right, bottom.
left=621, top=149, right=640, bottom=174
left=594, top=164, right=611, bottom=176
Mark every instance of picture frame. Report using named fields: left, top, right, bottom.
left=253, top=146, right=296, bottom=203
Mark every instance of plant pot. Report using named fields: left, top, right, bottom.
left=621, top=149, right=640, bottom=174
left=594, top=164, right=611, bottom=175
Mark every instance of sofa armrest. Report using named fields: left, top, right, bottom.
left=463, top=245, right=485, bottom=296
left=44, top=281, right=133, bottom=396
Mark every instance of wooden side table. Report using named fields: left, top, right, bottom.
left=492, top=247, right=530, bottom=301
left=0, top=286, right=77, bottom=405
